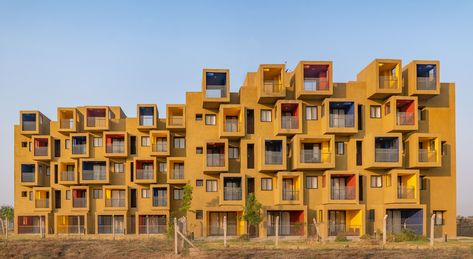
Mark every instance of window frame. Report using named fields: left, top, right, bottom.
left=370, top=105, right=381, bottom=119
left=174, top=137, right=185, bottom=149
left=261, top=178, right=273, bottom=191
left=173, top=188, right=184, bottom=200
left=229, top=147, right=239, bottom=159
left=141, top=136, right=150, bottom=147
left=370, top=175, right=383, bottom=188
left=141, top=188, right=150, bottom=198
left=205, top=114, right=216, bottom=125
left=206, top=180, right=218, bottom=192
left=305, top=106, right=318, bottom=120
left=305, top=176, right=318, bottom=189
left=260, top=109, right=272, bottom=122
left=336, top=141, right=345, bottom=155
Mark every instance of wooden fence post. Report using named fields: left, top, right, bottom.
left=383, top=214, right=388, bottom=246
left=223, top=216, right=227, bottom=248
left=174, top=218, right=178, bottom=255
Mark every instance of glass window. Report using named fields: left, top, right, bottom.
left=434, top=211, right=445, bottom=225
left=195, top=114, right=203, bottom=121
left=205, top=114, right=216, bottom=125
left=65, top=139, right=70, bottom=149
left=141, top=136, right=150, bottom=147
left=93, top=137, right=103, bottom=147
left=370, top=175, right=382, bottom=188
left=173, top=188, right=183, bottom=200
left=229, top=147, right=239, bottom=159
left=206, top=180, right=217, bottom=192
left=260, top=110, right=272, bottom=122
left=93, top=189, right=103, bottom=199
left=305, top=106, right=318, bottom=120
left=66, top=190, right=71, bottom=200
left=159, top=162, right=167, bottom=172
left=174, top=137, right=185, bottom=148
left=21, top=191, right=27, bottom=197
left=141, top=188, right=150, bottom=198
left=113, top=163, right=124, bottom=173
left=261, top=178, right=272, bottom=191
left=196, top=210, right=203, bottom=220
left=196, top=179, right=203, bottom=187
left=336, top=142, right=345, bottom=155
left=306, top=176, right=318, bottom=189
left=370, top=105, right=381, bottom=118
left=196, top=147, right=203, bottom=154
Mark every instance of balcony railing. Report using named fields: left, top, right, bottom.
left=21, top=172, right=35, bottom=182
left=87, top=117, right=107, bottom=128
left=22, top=121, right=36, bottom=131
left=98, top=225, right=125, bottom=234
left=61, top=171, right=75, bottom=182
left=18, top=225, right=42, bottom=234
left=138, top=224, right=166, bottom=234
left=329, top=224, right=361, bottom=236
left=282, top=189, right=299, bottom=201
left=209, top=224, right=237, bottom=236
left=224, top=187, right=242, bottom=200
left=139, top=115, right=154, bottom=126
left=303, top=78, right=329, bottom=91
left=72, top=144, right=87, bottom=155
left=267, top=223, right=304, bottom=236
left=263, top=82, right=282, bottom=95
left=379, top=76, right=399, bottom=89
left=281, top=116, right=299, bottom=129
left=152, top=196, right=167, bottom=207
left=329, top=114, right=354, bottom=128
left=169, top=116, right=183, bottom=126
left=419, top=149, right=437, bottom=162
left=396, top=112, right=415, bottom=126
left=106, top=143, right=125, bottom=153
left=331, top=186, right=356, bottom=200
left=60, top=119, right=74, bottom=129
left=416, top=77, right=436, bottom=90
left=73, top=197, right=87, bottom=208
left=35, top=198, right=49, bottom=209
left=57, top=225, right=85, bottom=234
left=265, top=151, right=282, bottom=165
left=205, top=87, right=226, bottom=98
left=152, top=142, right=168, bottom=153
left=105, top=198, right=125, bottom=208
left=172, top=168, right=184, bottom=179
left=82, top=169, right=106, bottom=181
left=207, top=153, right=225, bottom=167
left=301, top=150, right=331, bottom=163
left=136, top=169, right=154, bottom=180
left=224, top=120, right=239, bottom=132
left=397, top=186, right=415, bottom=199
left=34, top=146, right=48, bottom=156
left=375, top=148, right=399, bottom=162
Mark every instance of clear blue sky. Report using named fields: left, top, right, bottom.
left=0, top=1, right=472, bottom=215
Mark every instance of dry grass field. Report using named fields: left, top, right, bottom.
left=0, top=235, right=472, bottom=258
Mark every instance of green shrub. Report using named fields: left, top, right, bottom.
left=335, top=233, right=349, bottom=242
left=393, top=228, right=426, bottom=242
left=238, top=234, right=250, bottom=241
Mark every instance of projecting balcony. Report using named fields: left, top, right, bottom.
left=137, top=169, right=154, bottom=180
left=137, top=105, right=157, bottom=129
left=322, top=99, right=357, bottom=134
left=383, top=96, right=418, bottom=132
left=104, top=133, right=127, bottom=157
left=375, top=148, right=399, bottom=162
left=265, top=151, right=282, bottom=165
left=405, top=61, right=440, bottom=96
left=23, top=121, right=36, bottom=131
left=72, top=144, right=87, bottom=155
left=418, top=149, right=437, bottom=163
left=134, top=158, right=156, bottom=183
left=257, top=64, right=286, bottom=104
left=203, top=69, right=230, bottom=108
left=20, top=111, right=42, bottom=134
left=171, top=165, right=184, bottom=180
left=105, top=198, right=125, bottom=208
left=207, top=154, right=225, bottom=167
left=397, top=186, right=415, bottom=199
left=152, top=186, right=168, bottom=208
left=21, top=172, right=35, bottom=183
left=61, top=170, right=75, bottom=182
left=367, top=135, right=402, bottom=168
left=32, top=136, right=51, bottom=160
left=20, top=164, right=38, bottom=186
left=275, top=101, right=302, bottom=135
left=294, top=61, right=333, bottom=99
left=323, top=172, right=358, bottom=204
left=219, top=105, right=245, bottom=139
left=396, top=112, right=415, bottom=126
left=72, top=197, right=87, bottom=209
left=416, top=77, right=436, bottom=90
left=331, top=186, right=356, bottom=200
left=224, top=187, right=242, bottom=201
left=152, top=142, right=168, bottom=153
left=379, top=75, right=399, bottom=89
left=330, top=114, right=354, bottom=128
left=34, top=146, right=48, bottom=157
left=300, top=150, right=332, bottom=163
left=87, top=117, right=107, bottom=128
left=292, top=135, right=335, bottom=170
left=35, top=198, right=50, bottom=209
left=106, top=143, right=125, bottom=153
left=58, top=108, right=76, bottom=132
left=166, top=105, right=185, bottom=130
left=140, top=116, right=154, bottom=127
left=60, top=119, right=74, bottom=129
left=281, top=116, right=299, bottom=129
left=406, top=133, right=441, bottom=168
left=152, top=196, right=167, bottom=207
left=357, top=59, right=402, bottom=98
left=150, top=130, right=170, bottom=156
left=81, top=161, right=108, bottom=183
left=82, top=169, right=106, bottom=181
left=282, top=189, right=299, bottom=201
left=225, top=119, right=239, bottom=133
left=85, top=107, right=109, bottom=131
left=204, top=141, right=228, bottom=172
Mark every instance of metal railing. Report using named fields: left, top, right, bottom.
left=18, top=225, right=42, bottom=234
left=22, top=121, right=36, bottom=131
left=106, top=143, right=125, bottom=153
left=87, top=117, right=107, bottom=128
left=329, top=114, right=354, bottom=128
left=209, top=224, right=237, bottom=236
left=35, top=198, right=49, bottom=208
left=396, top=112, right=415, bottom=125
left=265, top=151, right=283, bottom=165
left=57, top=225, right=85, bottom=234
left=169, top=116, right=183, bottom=126
left=152, top=142, right=168, bottom=152
left=61, top=171, right=75, bottom=181
left=139, top=115, right=154, bottom=126
left=205, top=87, right=226, bottom=98
left=72, top=144, right=87, bottom=154
left=419, top=149, right=437, bottom=162
left=379, top=76, right=399, bottom=89
left=416, top=77, right=436, bottom=90
left=60, top=119, right=74, bottom=129
left=329, top=224, right=361, bottom=236
left=21, top=172, right=35, bottom=182
left=267, top=223, right=305, bottom=236
left=34, top=146, right=48, bottom=156
left=207, top=154, right=225, bottom=167
left=152, top=196, right=167, bottom=207
left=105, top=198, right=125, bottom=207
left=300, top=150, right=331, bottom=163
left=282, top=190, right=299, bottom=201
left=138, top=224, right=167, bottom=234
left=375, top=148, right=399, bottom=162
left=331, top=186, right=356, bottom=200
left=263, top=82, right=283, bottom=95
left=224, top=120, right=239, bottom=132
left=397, top=186, right=415, bottom=199
left=98, top=225, right=125, bottom=234
left=303, top=78, right=329, bottom=91
left=82, top=169, right=106, bottom=181
left=136, top=169, right=154, bottom=180
left=281, top=116, right=299, bottom=129
left=172, top=168, right=184, bottom=179
left=224, top=187, right=242, bottom=200
left=73, top=197, right=87, bottom=208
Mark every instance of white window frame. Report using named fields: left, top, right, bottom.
left=174, top=137, right=185, bottom=149
left=206, top=180, right=218, bottom=192
left=306, top=176, right=318, bottom=189
left=370, top=105, right=381, bottom=119
left=260, top=110, right=272, bottom=122
left=261, top=178, right=273, bottom=191
left=305, top=106, right=318, bottom=120
left=93, top=137, right=103, bottom=147
left=141, top=136, right=150, bottom=147
left=205, top=114, right=216, bottom=125
left=370, top=175, right=383, bottom=188
left=141, top=188, right=150, bottom=198
left=229, top=147, right=239, bottom=159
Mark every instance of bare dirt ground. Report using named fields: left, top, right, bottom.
left=0, top=236, right=472, bottom=258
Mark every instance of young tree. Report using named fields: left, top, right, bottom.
left=0, top=205, right=13, bottom=222
left=179, top=184, right=193, bottom=213
left=242, top=193, right=262, bottom=236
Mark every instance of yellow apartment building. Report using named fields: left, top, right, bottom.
left=13, top=59, right=456, bottom=240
